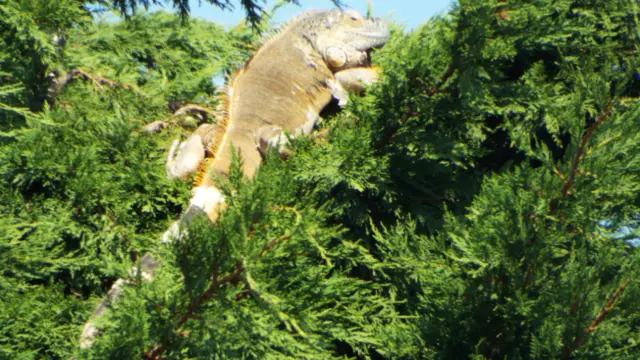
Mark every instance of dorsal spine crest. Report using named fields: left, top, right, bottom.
left=192, top=65, right=242, bottom=187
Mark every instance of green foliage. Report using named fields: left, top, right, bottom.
left=83, top=156, right=418, bottom=358
left=0, top=0, right=90, bottom=113
left=1, top=0, right=639, bottom=359
left=0, top=283, right=86, bottom=359
left=102, top=0, right=344, bottom=27
left=0, top=93, right=190, bottom=358
left=64, top=11, right=255, bottom=106
left=0, top=4, right=254, bottom=357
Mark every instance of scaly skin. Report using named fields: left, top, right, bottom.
left=166, top=9, right=389, bottom=236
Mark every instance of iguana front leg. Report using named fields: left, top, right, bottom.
left=254, top=101, right=325, bottom=160
left=335, top=66, right=381, bottom=93
left=328, top=66, right=381, bottom=106
left=257, top=66, right=381, bottom=154
left=325, top=46, right=370, bottom=71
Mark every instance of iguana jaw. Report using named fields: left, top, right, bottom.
left=344, top=21, right=390, bottom=50
left=347, top=34, right=389, bottom=51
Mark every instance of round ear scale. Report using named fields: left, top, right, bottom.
left=326, top=47, right=347, bottom=69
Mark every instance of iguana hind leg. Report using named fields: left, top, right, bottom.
left=255, top=125, right=293, bottom=160
left=166, top=135, right=205, bottom=179
left=166, top=123, right=221, bottom=179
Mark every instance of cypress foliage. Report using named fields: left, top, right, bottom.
left=1, top=0, right=639, bottom=359
left=1, top=3, right=255, bottom=357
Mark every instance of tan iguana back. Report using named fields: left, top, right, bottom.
left=203, top=33, right=334, bottom=182
left=182, top=9, right=390, bottom=221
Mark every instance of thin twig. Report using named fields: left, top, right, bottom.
left=425, top=64, right=455, bottom=97
left=522, top=263, right=535, bottom=289
left=563, top=280, right=629, bottom=359
left=106, top=210, right=138, bottom=261
left=375, top=64, right=455, bottom=150
left=561, top=98, right=615, bottom=197
left=568, top=296, right=580, bottom=316
left=259, top=234, right=292, bottom=257
left=144, top=343, right=165, bottom=360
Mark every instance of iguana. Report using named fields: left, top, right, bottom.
left=79, top=8, right=389, bottom=349
left=164, top=8, right=389, bottom=239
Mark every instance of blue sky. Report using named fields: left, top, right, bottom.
left=174, top=0, right=454, bottom=31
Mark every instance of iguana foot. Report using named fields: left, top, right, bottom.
left=255, top=125, right=294, bottom=159
left=162, top=220, right=183, bottom=244
left=161, top=186, right=226, bottom=243
left=328, top=66, right=381, bottom=107
left=327, top=79, right=350, bottom=107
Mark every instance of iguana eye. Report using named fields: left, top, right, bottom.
left=345, top=10, right=361, bottom=21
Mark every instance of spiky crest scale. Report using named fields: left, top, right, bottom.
left=192, top=65, right=242, bottom=187
left=244, top=9, right=329, bottom=69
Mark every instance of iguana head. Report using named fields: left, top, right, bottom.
left=301, top=9, right=390, bottom=69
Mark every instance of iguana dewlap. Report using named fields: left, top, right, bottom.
left=165, top=9, right=389, bottom=238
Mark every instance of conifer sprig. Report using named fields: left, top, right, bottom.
left=561, top=97, right=616, bottom=197
left=563, top=279, right=630, bottom=359
left=1, top=1, right=638, bottom=358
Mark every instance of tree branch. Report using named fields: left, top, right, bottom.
left=561, top=98, right=615, bottom=197
left=259, top=234, right=292, bottom=257
left=563, top=280, right=628, bottom=359
left=46, top=68, right=133, bottom=109
left=146, top=214, right=297, bottom=359
left=375, top=64, right=455, bottom=150
left=172, top=103, right=217, bottom=121
left=176, top=262, right=245, bottom=328
left=146, top=262, right=245, bottom=360
left=138, top=103, right=219, bottom=134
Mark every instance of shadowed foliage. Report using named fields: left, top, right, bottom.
left=0, top=0, right=638, bottom=359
